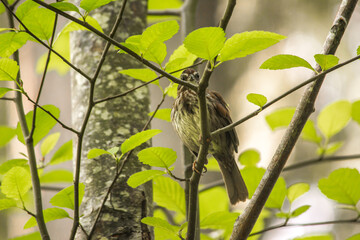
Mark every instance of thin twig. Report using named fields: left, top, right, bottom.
left=69, top=1, right=128, bottom=238
left=147, top=9, right=181, bottom=16
left=94, top=60, right=204, bottom=105
left=249, top=218, right=360, bottom=236
left=230, top=1, right=358, bottom=239
left=0, top=97, right=15, bottom=101
left=31, top=0, right=198, bottom=91
left=211, top=53, right=360, bottom=137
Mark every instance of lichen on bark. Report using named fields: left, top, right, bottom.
left=70, top=0, right=152, bottom=239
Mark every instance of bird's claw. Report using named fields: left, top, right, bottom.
left=192, top=161, right=207, bottom=175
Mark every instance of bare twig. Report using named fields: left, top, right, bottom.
left=148, top=9, right=181, bottom=16
left=230, top=1, right=358, bottom=239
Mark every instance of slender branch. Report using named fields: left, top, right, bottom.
left=0, top=97, right=15, bottom=101
left=250, top=218, right=360, bottom=236
left=284, top=153, right=360, bottom=171
left=31, top=0, right=198, bottom=91
left=147, top=9, right=181, bottom=16
left=211, top=53, right=360, bottom=137
left=69, top=1, right=128, bottom=238
left=23, top=93, right=79, bottom=134
left=0, top=0, right=93, bottom=82
left=186, top=1, right=236, bottom=239
left=4, top=1, right=50, bottom=239
left=28, top=7, right=58, bottom=140
left=93, top=60, right=204, bottom=105
left=87, top=94, right=167, bottom=238
left=230, top=1, right=358, bottom=239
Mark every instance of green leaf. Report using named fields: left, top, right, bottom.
left=199, top=187, right=228, bottom=220
left=141, top=20, right=179, bottom=49
left=16, top=0, right=40, bottom=21
left=121, top=129, right=162, bottom=154
left=322, top=141, right=343, bottom=156
left=138, top=147, right=177, bottom=168
left=127, top=170, right=165, bottom=188
left=50, top=140, right=73, bottom=165
left=0, top=159, right=28, bottom=174
left=107, top=147, right=119, bottom=155
left=184, top=27, right=226, bottom=61
left=40, top=169, right=73, bottom=183
left=50, top=2, right=81, bottom=14
left=1, top=166, right=31, bottom=200
left=24, top=207, right=70, bottom=229
left=318, top=168, right=360, bottom=205
left=266, top=177, right=287, bottom=209
left=287, top=183, right=310, bottom=203
left=276, top=212, right=289, bottom=219
left=16, top=105, right=60, bottom=146
left=49, top=184, right=85, bottom=210
left=314, top=54, right=339, bottom=71
left=9, top=232, right=41, bottom=240
left=80, top=0, right=115, bottom=12
left=347, top=233, right=360, bottom=240
left=87, top=148, right=111, bottom=159
left=0, top=58, right=19, bottom=81
left=317, top=100, right=351, bottom=139
left=117, top=35, right=141, bottom=55
left=0, top=198, right=17, bottom=211
left=148, top=0, right=182, bottom=9
left=238, top=149, right=260, bottom=167
left=302, top=120, right=321, bottom=143
left=219, top=31, right=286, bottom=62
left=0, top=87, right=14, bottom=98
left=351, top=100, right=360, bottom=125
left=141, top=217, right=179, bottom=236
left=241, top=167, right=265, bottom=198
left=40, top=132, right=60, bottom=156
left=143, top=41, right=167, bottom=65
left=293, top=234, right=333, bottom=240
left=119, top=68, right=159, bottom=85
left=357, top=45, right=360, bottom=55
left=205, top=157, right=220, bottom=172
left=148, top=108, right=171, bottom=122
left=0, top=32, right=29, bottom=58
left=166, top=44, right=197, bottom=78
left=153, top=176, right=186, bottom=217
left=265, top=108, right=295, bottom=130
left=0, top=126, right=16, bottom=147
left=247, top=93, right=267, bottom=108
left=290, top=205, right=310, bottom=218
left=260, top=54, right=315, bottom=71
left=21, top=7, right=56, bottom=40
left=200, top=211, right=239, bottom=230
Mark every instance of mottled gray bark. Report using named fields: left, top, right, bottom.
left=70, top=1, right=152, bottom=239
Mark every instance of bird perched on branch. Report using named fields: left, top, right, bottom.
left=171, top=68, right=248, bottom=204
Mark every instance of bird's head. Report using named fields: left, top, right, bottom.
left=180, top=68, right=200, bottom=84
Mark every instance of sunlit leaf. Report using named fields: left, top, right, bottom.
left=247, top=93, right=267, bottom=108
left=302, top=120, right=322, bottom=143
left=318, top=168, right=360, bottom=205
left=80, top=0, right=115, bottom=12
left=143, top=41, right=167, bottom=65
left=50, top=140, right=73, bottom=165
left=21, top=7, right=56, bottom=40
left=238, top=149, right=260, bottom=167
left=0, top=159, right=28, bottom=174
left=50, top=2, right=81, bottom=14
left=0, top=126, right=16, bottom=148
left=0, top=58, right=19, bottom=81
left=290, top=205, right=310, bottom=218
left=49, top=184, right=85, bottom=210
left=148, top=108, right=171, bottom=122
left=1, top=167, right=31, bottom=200
left=287, top=183, right=310, bottom=203
left=0, top=87, right=14, bottom=98
left=138, top=147, right=177, bottom=168
left=9, top=232, right=41, bottom=240
left=317, top=100, right=351, bottom=139
left=0, top=198, right=17, bottom=211
left=119, top=68, right=158, bottom=85
left=127, top=170, right=165, bottom=188
left=141, top=20, right=179, bottom=49
left=351, top=100, right=360, bottom=125
left=40, top=132, right=60, bottom=156
left=40, top=169, right=73, bottom=183
left=260, top=54, right=315, bottom=71
left=87, top=148, right=112, bottom=159
left=121, top=129, right=162, bottom=154
left=219, top=31, right=286, bottom=62
left=141, top=217, right=179, bottom=237
left=265, top=108, right=295, bottom=130
left=0, top=32, right=29, bottom=58
left=314, top=54, right=339, bottom=71
left=199, top=187, right=228, bottom=220
left=184, top=27, right=225, bottom=61
left=266, top=177, right=286, bottom=209
left=200, top=211, right=239, bottom=229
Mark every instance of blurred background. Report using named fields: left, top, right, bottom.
left=0, top=0, right=360, bottom=239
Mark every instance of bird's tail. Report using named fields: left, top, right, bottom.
left=217, top=157, right=248, bottom=204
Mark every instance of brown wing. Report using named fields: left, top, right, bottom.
left=208, top=91, right=239, bottom=152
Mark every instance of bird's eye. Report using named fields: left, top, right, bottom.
left=180, top=74, right=188, bottom=81
left=194, top=72, right=200, bottom=80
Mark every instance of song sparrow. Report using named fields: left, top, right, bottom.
left=171, top=68, right=248, bottom=204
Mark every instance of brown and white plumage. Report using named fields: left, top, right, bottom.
left=171, top=68, right=248, bottom=204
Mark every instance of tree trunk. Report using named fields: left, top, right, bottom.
left=70, top=0, right=152, bottom=239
